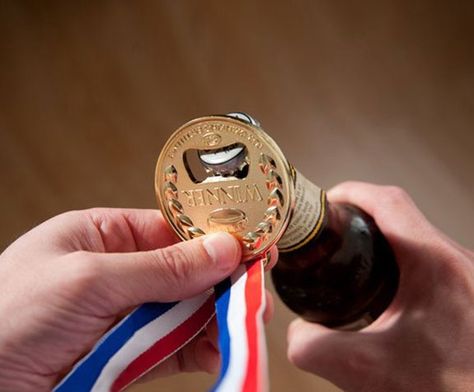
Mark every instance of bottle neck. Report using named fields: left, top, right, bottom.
left=277, top=170, right=326, bottom=253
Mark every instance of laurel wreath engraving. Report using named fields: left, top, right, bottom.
left=162, top=153, right=284, bottom=253
left=163, top=165, right=206, bottom=239
left=241, top=153, right=284, bottom=251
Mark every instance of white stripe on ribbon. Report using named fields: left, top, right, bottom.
left=91, top=291, right=212, bottom=392
left=214, top=264, right=249, bottom=391
left=255, top=263, right=268, bottom=392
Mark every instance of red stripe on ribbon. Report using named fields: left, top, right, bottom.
left=243, top=259, right=264, bottom=391
left=111, top=295, right=215, bottom=392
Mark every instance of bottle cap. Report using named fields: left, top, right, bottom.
left=155, top=113, right=294, bottom=260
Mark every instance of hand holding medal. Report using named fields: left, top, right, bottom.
left=54, top=113, right=286, bottom=392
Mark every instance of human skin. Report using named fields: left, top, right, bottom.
left=287, top=182, right=474, bottom=392
left=0, top=208, right=277, bottom=391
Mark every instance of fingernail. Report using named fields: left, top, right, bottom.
left=203, top=232, right=240, bottom=270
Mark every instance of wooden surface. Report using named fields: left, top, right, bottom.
left=0, top=1, right=473, bottom=391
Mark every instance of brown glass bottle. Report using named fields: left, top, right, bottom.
left=272, top=199, right=399, bottom=328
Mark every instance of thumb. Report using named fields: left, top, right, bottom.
left=287, top=319, right=381, bottom=391
left=95, top=232, right=241, bottom=309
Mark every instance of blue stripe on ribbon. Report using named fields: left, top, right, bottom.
left=54, top=301, right=177, bottom=392
left=210, top=277, right=232, bottom=391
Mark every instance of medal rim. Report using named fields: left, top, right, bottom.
left=155, top=115, right=295, bottom=260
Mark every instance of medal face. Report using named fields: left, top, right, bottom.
left=155, top=114, right=294, bottom=260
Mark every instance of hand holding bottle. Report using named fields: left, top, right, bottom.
left=287, top=182, right=474, bottom=392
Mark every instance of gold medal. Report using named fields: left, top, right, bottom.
left=155, top=113, right=295, bottom=260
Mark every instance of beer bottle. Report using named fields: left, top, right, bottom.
left=155, top=112, right=399, bottom=329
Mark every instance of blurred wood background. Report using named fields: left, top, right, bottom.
left=0, top=1, right=473, bottom=391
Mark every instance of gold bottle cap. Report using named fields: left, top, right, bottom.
left=155, top=114, right=294, bottom=260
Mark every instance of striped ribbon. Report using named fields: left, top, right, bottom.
left=212, top=258, right=268, bottom=392
left=54, top=256, right=267, bottom=392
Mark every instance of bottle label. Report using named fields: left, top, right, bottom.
left=277, top=170, right=326, bottom=252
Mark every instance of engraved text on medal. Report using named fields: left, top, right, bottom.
left=181, top=184, right=264, bottom=207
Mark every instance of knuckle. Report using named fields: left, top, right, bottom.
left=434, top=245, right=473, bottom=289
left=337, top=345, right=380, bottom=383
left=64, top=252, right=102, bottom=292
left=381, top=186, right=410, bottom=205
left=287, top=340, right=305, bottom=368
left=84, top=208, right=117, bottom=227
left=62, top=208, right=114, bottom=221
left=50, top=209, right=100, bottom=232
left=287, top=332, right=310, bottom=369
left=85, top=207, right=114, bottom=217
left=331, top=181, right=360, bottom=194
left=158, top=245, right=189, bottom=267
left=52, top=209, right=85, bottom=225
left=338, top=180, right=360, bottom=189
left=57, top=210, right=81, bottom=220
left=154, top=245, right=196, bottom=284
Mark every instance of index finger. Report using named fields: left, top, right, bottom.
left=327, top=181, right=436, bottom=242
left=80, top=208, right=180, bottom=253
